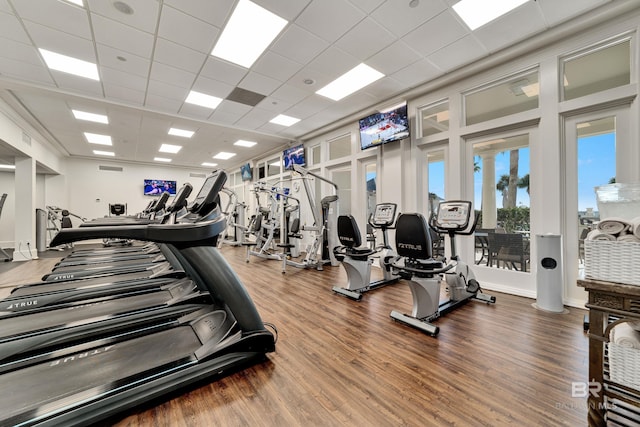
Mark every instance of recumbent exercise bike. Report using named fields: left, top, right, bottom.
left=387, top=200, right=495, bottom=336
left=332, top=203, right=399, bottom=300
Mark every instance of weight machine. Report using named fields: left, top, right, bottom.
left=217, top=188, right=247, bottom=247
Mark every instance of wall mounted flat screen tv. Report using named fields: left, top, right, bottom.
left=240, top=163, right=253, bottom=181
left=283, top=144, right=305, bottom=170
left=359, top=102, right=410, bottom=150
left=144, top=179, right=177, bottom=196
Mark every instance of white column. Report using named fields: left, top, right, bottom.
left=481, top=153, right=497, bottom=229
left=13, top=156, right=38, bottom=261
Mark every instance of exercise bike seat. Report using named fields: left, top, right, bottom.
left=334, top=215, right=376, bottom=262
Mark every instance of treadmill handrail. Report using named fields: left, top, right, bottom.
left=50, top=217, right=226, bottom=247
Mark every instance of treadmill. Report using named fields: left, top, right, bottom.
left=0, top=170, right=276, bottom=426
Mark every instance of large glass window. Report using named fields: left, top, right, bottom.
left=473, top=134, right=530, bottom=272
left=328, top=134, right=351, bottom=160
left=332, top=168, right=351, bottom=216
left=427, top=150, right=445, bottom=220
left=267, top=157, right=280, bottom=177
left=464, top=70, right=539, bottom=126
left=562, top=38, right=630, bottom=101
left=419, top=101, right=449, bottom=137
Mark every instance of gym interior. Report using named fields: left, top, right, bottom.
left=0, top=0, right=639, bottom=425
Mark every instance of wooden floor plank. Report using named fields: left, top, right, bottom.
left=0, top=244, right=590, bottom=426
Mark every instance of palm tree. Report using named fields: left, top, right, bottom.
left=507, top=150, right=519, bottom=208
left=496, top=174, right=510, bottom=208
left=518, top=174, right=530, bottom=195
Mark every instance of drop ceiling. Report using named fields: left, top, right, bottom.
left=0, top=0, right=619, bottom=172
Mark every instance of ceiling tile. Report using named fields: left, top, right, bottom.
left=23, top=21, right=95, bottom=60
left=474, top=2, right=546, bottom=52
left=289, top=95, right=334, bottom=119
left=295, top=0, right=365, bottom=43
left=200, top=57, right=247, bottom=87
left=371, top=0, right=448, bottom=37
left=252, top=51, right=303, bottom=83
left=190, top=75, right=235, bottom=99
left=0, top=58, right=55, bottom=86
left=0, top=0, right=11, bottom=13
left=13, top=0, right=91, bottom=39
left=537, top=0, right=610, bottom=27
left=164, top=0, right=234, bottom=28
left=402, top=10, right=468, bottom=57
left=147, top=79, right=189, bottom=102
left=238, top=72, right=282, bottom=96
left=91, top=14, right=155, bottom=59
left=149, top=62, right=196, bottom=89
left=157, top=5, right=220, bottom=54
left=269, top=84, right=309, bottom=106
left=367, top=40, right=422, bottom=76
left=306, top=46, right=360, bottom=80
left=233, top=107, right=276, bottom=130
left=153, top=38, right=208, bottom=74
left=87, top=0, right=160, bottom=34
left=96, top=44, right=150, bottom=78
left=253, top=0, right=312, bottom=21
left=427, top=35, right=488, bottom=72
left=389, top=59, right=442, bottom=88
left=0, top=11, right=31, bottom=44
left=270, top=24, right=329, bottom=64
left=218, top=99, right=253, bottom=116
left=0, top=37, right=40, bottom=65
left=103, top=83, right=146, bottom=106
left=209, top=108, right=245, bottom=126
left=255, top=96, right=294, bottom=113
left=100, top=66, right=147, bottom=92
left=49, top=72, right=104, bottom=97
left=346, top=0, right=386, bottom=14
left=334, top=17, right=396, bottom=61
left=362, top=76, right=407, bottom=99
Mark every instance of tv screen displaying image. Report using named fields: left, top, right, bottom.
left=144, top=179, right=177, bottom=196
left=359, top=102, right=410, bottom=150
left=283, top=144, right=305, bottom=170
left=240, top=163, right=253, bottom=181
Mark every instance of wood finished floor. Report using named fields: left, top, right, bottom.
left=0, top=245, right=590, bottom=426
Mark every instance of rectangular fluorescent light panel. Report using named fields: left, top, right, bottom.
left=168, top=128, right=194, bottom=138
left=234, top=140, right=257, bottom=147
left=213, top=152, right=236, bottom=160
left=0, top=165, right=16, bottom=169
left=39, top=49, right=99, bottom=80
left=84, top=132, right=112, bottom=146
left=201, top=162, right=218, bottom=167
left=316, top=63, right=384, bottom=101
left=185, top=91, right=223, bottom=109
left=270, top=114, right=300, bottom=127
left=154, top=157, right=172, bottom=163
left=93, top=150, right=114, bottom=156
left=159, top=144, right=182, bottom=154
left=72, top=110, right=108, bottom=124
left=63, top=0, right=84, bottom=6
left=452, top=0, right=529, bottom=30
left=211, top=0, right=288, bottom=68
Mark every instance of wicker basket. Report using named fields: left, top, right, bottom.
left=584, top=240, right=640, bottom=286
left=608, top=342, right=640, bottom=390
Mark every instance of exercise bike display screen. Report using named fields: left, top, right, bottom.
left=372, top=203, right=397, bottom=226
left=435, top=201, right=472, bottom=229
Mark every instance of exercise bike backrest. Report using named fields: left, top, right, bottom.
left=334, top=215, right=376, bottom=261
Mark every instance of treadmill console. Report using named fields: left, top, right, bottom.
left=435, top=201, right=472, bottom=230
left=189, top=171, right=227, bottom=215
left=371, top=203, right=397, bottom=227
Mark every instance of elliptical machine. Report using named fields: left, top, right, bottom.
left=388, top=200, right=495, bottom=336
left=332, top=203, right=399, bottom=300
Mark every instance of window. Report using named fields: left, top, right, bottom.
left=464, top=70, right=539, bottom=125
left=311, top=145, right=321, bottom=165
left=562, top=38, right=630, bottom=101
left=418, top=101, right=449, bottom=137
left=328, top=134, right=351, bottom=160
left=267, top=157, right=280, bottom=177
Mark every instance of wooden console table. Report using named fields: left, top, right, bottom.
left=578, top=278, right=640, bottom=426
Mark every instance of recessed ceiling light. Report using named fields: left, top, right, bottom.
left=168, top=127, right=194, bottom=138
left=72, top=110, right=108, bottom=124
left=213, top=152, right=236, bottom=160
left=39, top=49, right=99, bottom=81
left=159, top=144, right=182, bottom=154
left=0, top=165, right=16, bottom=170
left=316, top=63, right=384, bottom=101
left=452, top=0, right=528, bottom=30
left=185, top=90, right=223, bottom=109
left=93, top=150, right=115, bottom=156
left=211, top=0, right=288, bottom=68
left=113, top=1, right=134, bottom=15
left=234, top=140, right=257, bottom=147
left=84, top=132, right=112, bottom=145
left=201, top=162, right=218, bottom=167
left=154, top=157, right=172, bottom=163
left=270, top=114, right=300, bottom=127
